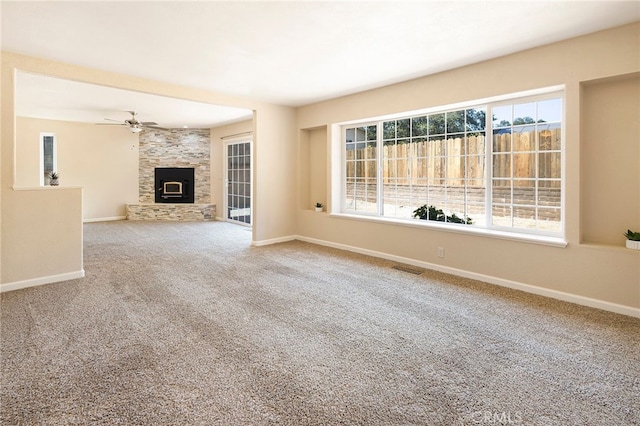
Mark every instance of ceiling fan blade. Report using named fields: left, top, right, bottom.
left=98, top=112, right=165, bottom=130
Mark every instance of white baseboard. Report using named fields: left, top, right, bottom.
left=83, top=216, right=126, bottom=223
left=252, top=235, right=296, bottom=247
left=294, top=235, right=640, bottom=318
left=0, top=270, right=86, bottom=293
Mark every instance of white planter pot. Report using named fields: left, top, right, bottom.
left=315, top=207, right=323, bottom=212
left=626, top=240, right=640, bottom=250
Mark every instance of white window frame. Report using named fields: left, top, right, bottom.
left=485, top=93, right=564, bottom=237
left=343, top=120, right=380, bottom=216
left=336, top=86, right=566, bottom=246
left=223, top=136, right=253, bottom=227
left=39, top=132, right=57, bottom=186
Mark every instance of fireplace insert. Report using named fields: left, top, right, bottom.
left=155, top=167, right=194, bottom=203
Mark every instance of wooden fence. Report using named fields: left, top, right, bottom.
left=346, top=129, right=561, bottom=187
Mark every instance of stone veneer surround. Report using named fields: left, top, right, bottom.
left=126, top=203, right=215, bottom=221
left=127, top=128, right=215, bottom=221
left=139, top=129, right=210, bottom=203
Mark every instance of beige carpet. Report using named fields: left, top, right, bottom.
left=1, top=220, right=639, bottom=425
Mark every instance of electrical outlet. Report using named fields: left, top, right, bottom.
left=437, top=247, right=445, bottom=258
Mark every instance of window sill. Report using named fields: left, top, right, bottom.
left=579, top=242, right=640, bottom=253
left=328, top=212, right=568, bottom=248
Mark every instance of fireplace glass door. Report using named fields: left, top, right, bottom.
left=226, top=140, right=252, bottom=225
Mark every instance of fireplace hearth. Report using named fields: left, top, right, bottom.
left=155, top=167, right=195, bottom=203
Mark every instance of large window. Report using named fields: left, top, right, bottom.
left=342, top=91, right=563, bottom=237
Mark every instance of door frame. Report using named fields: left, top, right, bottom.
left=223, top=136, right=253, bottom=227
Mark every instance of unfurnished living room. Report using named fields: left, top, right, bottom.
left=1, top=1, right=639, bottom=425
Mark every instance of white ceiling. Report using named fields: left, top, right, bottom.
left=15, top=72, right=253, bottom=129
left=2, top=1, right=639, bottom=128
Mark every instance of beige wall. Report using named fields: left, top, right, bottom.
left=15, top=117, right=139, bottom=221
left=581, top=74, right=640, bottom=245
left=253, top=106, right=298, bottom=243
left=299, top=126, right=328, bottom=211
left=2, top=188, right=84, bottom=284
left=1, top=53, right=84, bottom=286
left=296, top=23, right=640, bottom=313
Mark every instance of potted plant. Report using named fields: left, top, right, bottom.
left=624, top=229, right=640, bottom=250
left=412, top=204, right=473, bottom=224
left=49, top=172, right=59, bottom=186
left=315, top=202, right=323, bottom=212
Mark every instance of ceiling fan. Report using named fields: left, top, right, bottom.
left=97, top=111, right=166, bottom=133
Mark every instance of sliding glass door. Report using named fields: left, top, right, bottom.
left=225, top=139, right=252, bottom=226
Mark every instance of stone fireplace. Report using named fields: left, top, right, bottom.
left=126, top=129, right=215, bottom=221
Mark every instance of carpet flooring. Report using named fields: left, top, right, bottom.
left=1, top=220, right=639, bottom=425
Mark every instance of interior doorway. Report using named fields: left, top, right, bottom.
left=224, top=138, right=252, bottom=226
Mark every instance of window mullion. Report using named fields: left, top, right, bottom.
left=377, top=122, right=384, bottom=216
left=485, top=111, right=493, bottom=229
